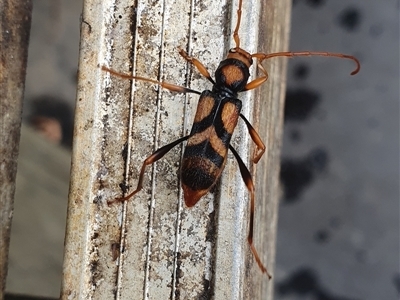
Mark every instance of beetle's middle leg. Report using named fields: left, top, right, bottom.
left=240, top=114, right=266, bottom=163
left=102, top=66, right=201, bottom=95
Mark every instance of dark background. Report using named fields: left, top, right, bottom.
left=276, top=1, right=399, bottom=300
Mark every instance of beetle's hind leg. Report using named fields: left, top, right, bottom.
left=229, top=145, right=271, bottom=278
left=108, top=136, right=190, bottom=205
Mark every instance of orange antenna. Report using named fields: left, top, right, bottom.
left=252, top=51, right=360, bottom=75
left=232, top=0, right=243, bottom=48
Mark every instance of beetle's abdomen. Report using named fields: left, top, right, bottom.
left=181, top=90, right=242, bottom=207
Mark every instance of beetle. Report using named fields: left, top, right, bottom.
left=102, top=0, right=360, bottom=278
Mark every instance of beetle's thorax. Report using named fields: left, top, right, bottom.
left=213, top=47, right=253, bottom=95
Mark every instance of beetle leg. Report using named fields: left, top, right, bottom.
left=240, top=114, right=266, bottom=163
left=242, top=60, right=269, bottom=91
left=109, top=135, right=190, bottom=205
left=102, top=66, right=201, bottom=95
left=229, top=145, right=271, bottom=278
left=178, top=48, right=216, bottom=85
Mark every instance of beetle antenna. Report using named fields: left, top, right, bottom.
left=233, top=0, right=243, bottom=48
left=252, top=51, right=360, bottom=75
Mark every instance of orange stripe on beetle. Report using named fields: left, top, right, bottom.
left=221, top=101, right=240, bottom=134
left=193, top=95, right=215, bottom=123
left=187, top=126, right=227, bottom=158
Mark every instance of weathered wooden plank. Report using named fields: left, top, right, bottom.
left=61, top=0, right=290, bottom=298
left=0, top=0, right=32, bottom=298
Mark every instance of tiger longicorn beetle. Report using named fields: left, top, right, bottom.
left=102, top=0, right=360, bottom=278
